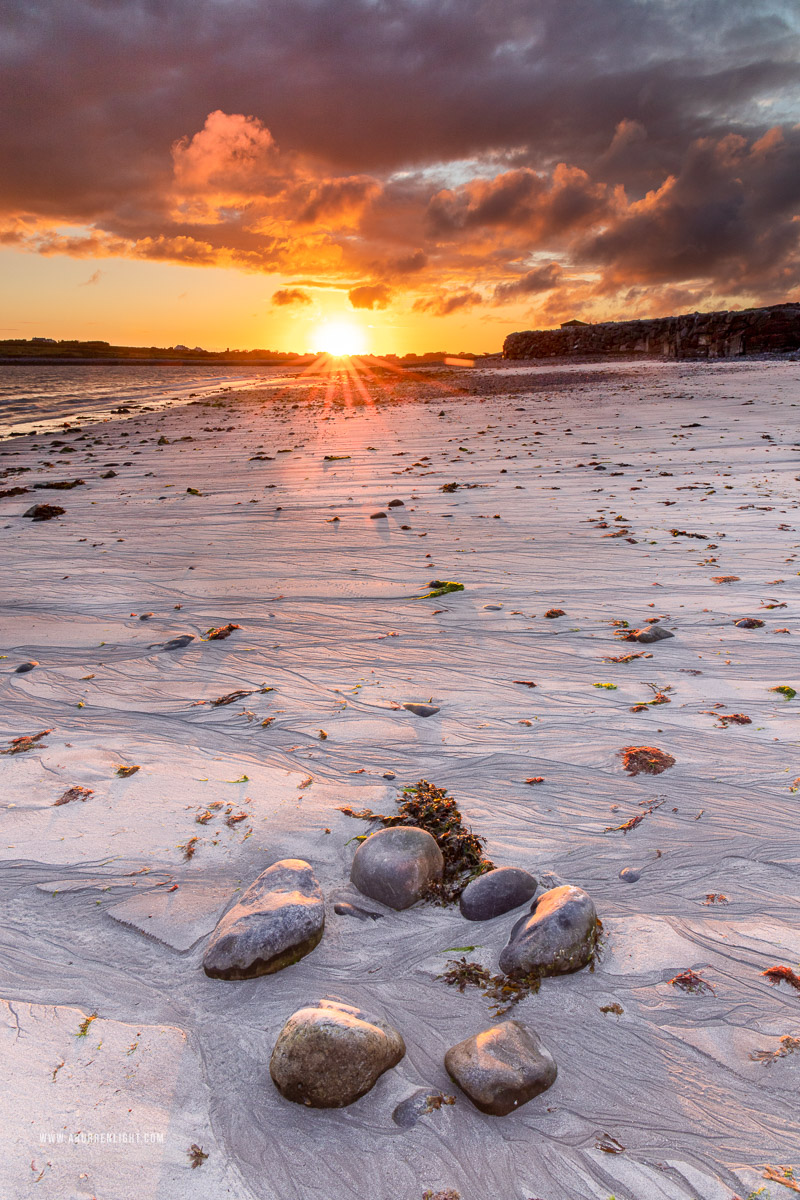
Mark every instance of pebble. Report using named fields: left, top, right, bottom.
left=270, top=999, right=405, bottom=1108
left=444, top=1020, right=557, bottom=1116
left=392, top=1089, right=454, bottom=1128
left=459, top=867, right=537, bottom=921
left=619, top=867, right=640, bottom=883
left=401, top=702, right=440, bottom=717
left=632, top=625, right=674, bottom=643
left=333, top=902, right=384, bottom=921
left=203, top=859, right=324, bottom=979
left=14, top=661, right=39, bottom=673
left=351, top=826, right=443, bottom=910
left=499, top=884, right=598, bottom=977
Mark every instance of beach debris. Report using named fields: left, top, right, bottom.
left=762, top=1165, right=800, bottom=1192
left=1, top=729, right=51, bottom=755
left=603, top=651, right=652, bottom=663
left=187, top=1144, right=208, bottom=1169
left=392, top=1089, right=456, bottom=1129
left=669, top=528, right=707, bottom=538
left=341, top=779, right=493, bottom=904
left=23, top=503, right=65, bottom=521
left=703, top=893, right=729, bottom=904
left=14, top=661, right=38, bottom=673
left=75, top=1012, right=98, bottom=1038
left=600, top=1002, right=624, bottom=1015
left=323, top=454, right=351, bottom=460
left=422, top=1191, right=460, bottom=1200
left=116, top=765, right=140, bottom=777
left=333, top=902, right=384, bottom=920
left=181, top=837, right=199, bottom=861
left=669, top=969, right=715, bottom=995
left=771, top=686, right=797, bottom=700
left=715, top=713, right=752, bottom=727
left=270, top=999, right=405, bottom=1108
left=54, top=786, right=93, bottom=806
left=605, top=798, right=665, bottom=833
left=205, top=623, right=241, bottom=640
left=594, top=682, right=617, bottom=689
left=762, top=965, right=800, bottom=992
left=444, top=1020, right=556, bottom=1116
left=595, top=1133, right=626, bottom=1154
left=203, top=859, right=324, bottom=979
left=544, top=608, right=565, bottom=618
left=620, top=746, right=675, bottom=775
left=351, top=826, right=444, bottom=910
left=421, top=580, right=464, bottom=598
left=0, top=486, right=29, bottom=498
left=712, top=575, right=740, bottom=583
left=513, top=679, right=537, bottom=687
left=499, top=885, right=598, bottom=977
left=401, top=702, right=440, bottom=717
left=750, top=1035, right=800, bottom=1065
left=33, top=478, right=84, bottom=490
left=211, top=689, right=252, bottom=707
left=459, top=867, right=537, bottom=922
left=734, top=617, right=764, bottom=629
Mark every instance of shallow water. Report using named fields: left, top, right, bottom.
left=0, top=361, right=293, bottom=434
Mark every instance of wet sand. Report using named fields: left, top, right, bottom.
left=1, top=358, right=798, bottom=1200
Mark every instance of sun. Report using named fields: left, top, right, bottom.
left=315, top=321, right=367, bottom=357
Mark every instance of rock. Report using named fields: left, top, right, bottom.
left=499, top=885, right=598, bottom=977
left=270, top=999, right=405, bottom=1108
left=158, top=634, right=196, bottom=651
left=619, top=866, right=640, bottom=883
left=483, top=604, right=503, bottom=610
left=351, top=826, right=443, bottom=910
left=333, top=901, right=384, bottom=921
left=203, top=859, right=324, bottom=979
left=459, top=867, right=537, bottom=921
left=101, top=469, right=117, bottom=478
left=401, top=702, right=440, bottom=717
left=370, top=511, right=388, bottom=519
left=392, top=1089, right=455, bottom=1128
left=444, top=1020, right=557, bottom=1116
left=14, top=661, right=38, bottom=673
left=632, top=625, right=674, bottom=643
left=387, top=499, right=404, bottom=507
left=23, top=503, right=65, bottom=521
left=734, top=617, right=764, bottom=629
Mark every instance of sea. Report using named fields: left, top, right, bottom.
left=0, top=362, right=294, bottom=436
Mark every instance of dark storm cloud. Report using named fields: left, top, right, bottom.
left=2, top=0, right=799, bottom=316
left=494, top=262, right=562, bottom=302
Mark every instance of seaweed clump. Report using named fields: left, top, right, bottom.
left=620, top=745, right=675, bottom=776
left=437, top=956, right=541, bottom=1016
left=340, top=779, right=494, bottom=904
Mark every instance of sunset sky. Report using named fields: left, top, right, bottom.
left=2, top=0, right=799, bottom=354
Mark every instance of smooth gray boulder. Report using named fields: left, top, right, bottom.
left=270, top=999, right=405, bottom=1108
left=459, top=867, right=537, bottom=921
left=351, top=826, right=443, bottom=910
left=499, top=884, right=597, bottom=977
left=444, top=1020, right=557, bottom=1116
left=633, top=625, right=674, bottom=643
left=203, top=859, right=324, bottom=979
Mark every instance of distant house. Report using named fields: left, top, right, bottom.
left=560, top=319, right=588, bottom=329
left=31, top=337, right=56, bottom=343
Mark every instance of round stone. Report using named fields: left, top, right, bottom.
left=499, top=884, right=598, bottom=977
left=444, top=1020, right=557, bottom=1116
left=270, top=1000, right=405, bottom=1108
left=459, top=867, right=537, bottom=921
left=351, top=826, right=443, bottom=910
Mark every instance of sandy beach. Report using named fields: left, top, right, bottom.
left=1, top=357, right=799, bottom=1200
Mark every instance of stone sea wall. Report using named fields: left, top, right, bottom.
left=503, top=302, right=800, bottom=360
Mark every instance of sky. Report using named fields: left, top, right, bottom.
left=2, top=0, right=800, bottom=354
